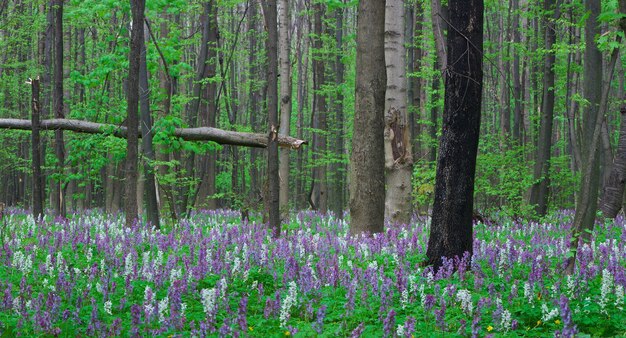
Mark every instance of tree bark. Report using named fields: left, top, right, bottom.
left=330, top=5, right=346, bottom=217
left=598, top=0, right=626, bottom=218
left=384, top=0, right=413, bottom=225
left=528, top=0, right=559, bottom=217
left=566, top=40, right=620, bottom=274
left=261, top=0, right=281, bottom=236
left=139, top=22, right=160, bottom=228
left=278, top=0, right=292, bottom=220
left=601, top=103, right=626, bottom=218
left=310, top=2, right=328, bottom=212
left=52, top=0, right=66, bottom=218
left=426, top=0, right=483, bottom=270
left=31, top=78, right=44, bottom=220
left=0, top=118, right=307, bottom=148
left=125, top=0, right=146, bottom=227
left=349, top=0, right=386, bottom=236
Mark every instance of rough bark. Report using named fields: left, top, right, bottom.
left=511, top=0, right=522, bottom=142
left=31, top=78, right=44, bottom=220
left=349, top=0, right=386, bottom=236
left=384, top=0, right=413, bottom=225
left=566, top=40, right=619, bottom=274
left=261, top=0, right=281, bottom=236
left=125, top=0, right=146, bottom=227
left=53, top=0, right=66, bottom=218
left=528, top=0, right=559, bottom=217
left=278, top=0, right=292, bottom=220
left=330, top=6, right=346, bottom=217
left=139, top=22, right=160, bottom=228
left=601, top=103, right=626, bottom=218
left=310, top=2, right=328, bottom=212
left=426, top=0, right=483, bottom=270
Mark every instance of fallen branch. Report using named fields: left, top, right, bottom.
left=0, top=118, right=307, bottom=149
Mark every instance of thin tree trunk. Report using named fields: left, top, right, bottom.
left=125, top=0, right=145, bottom=227
left=601, top=103, right=626, bottom=218
left=331, top=5, right=346, bottom=217
left=31, top=78, right=44, bottom=220
left=53, top=0, right=66, bottom=218
left=529, top=0, right=559, bottom=217
left=278, top=0, right=292, bottom=220
left=139, top=22, right=160, bottom=228
left=261, top=0, right=280, bottom=236
left=349, top=0, right=386, bottom=236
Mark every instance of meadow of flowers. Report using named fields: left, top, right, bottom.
left=0, top=208, right=625, bottom=337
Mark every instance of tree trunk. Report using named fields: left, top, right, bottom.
left=511, top=0, right=522, bottom=142
left=31, top=78, right=44, bottom=220
left=139, top=22, right=160, bottom=228
left=310, top=2, right=328, bottom=213
left=384, top=0, right=413, bottom=225
left=261, top=0, right=280, bottom=236
left=598, top=0, right=626, bottom=218
left=349, top=0, right=386, bottom=236
left=600, top=103, right=626, bottom=218
left=248, top=0, right=261, bottom=202
left=566, top=40, right=619, bottom=274
left=193, top=1, right=219, bottom=210
left=125, top=0, right=145, bottom=227
left=330, top=6, right=346, bottom=217
left=278, top=0, right=292, bottom=220
left=528, top=0, right=559, bottom=217
left=53, top=0, right=66, bottom=218
left=426, top=0, right=483, bottom=270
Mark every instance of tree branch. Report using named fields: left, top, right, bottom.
left=0, top=118, right=307, bottom=149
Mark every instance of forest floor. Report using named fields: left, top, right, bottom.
left=0, top=209, right=624, bottom=336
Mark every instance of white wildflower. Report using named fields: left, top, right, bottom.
left=158, top=296, right=169, bottom=323
left=12, top=296, right=21, bottom=313
left=599, top=268, right=613, bottom=312
left=396, top=324, right=405, bottom=337
left=500, top=309, right=512, bottom=332
left=45, top=254, right=53, bottom=275
left=367, top=260, right=378, bottom=271
left=181, top=302, right=187, bottom=318
left=104, top=300, right=112, bottom=315
left=615, top=284, right=624, bottom=310
left=232, top=257, right=241, bottom=275
left=566, top=275, right=575, bottom=298
left=401, top=288, right=409, bottom=309
left=142, top=252, right=153, bottom=282
left=86, top=248, right=93, bottom=263
left=541, top=303, right=559, bottom=322
left=523, top=281, right=533, bottom=304
left=96, top=282, right=103, bottom=294
left=456, top=289, right=473, bottom=314
left=201, top=288, right=217, bottom=315
left=169, top=267, right=182, bottom=283
left=124, top=253, right=134, bottom=278
left=280, top=281, right=298, bottom=328
left=408, top=275, right=418, bottom=295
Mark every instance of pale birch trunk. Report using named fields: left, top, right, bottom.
left=384, top=0, right=413, bottom=225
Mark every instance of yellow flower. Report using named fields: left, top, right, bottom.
left=537, top=320, right=542, bottom=326
left=555, top=320, right=561, bottom=325
left=285, top=331, right=291, bottom=336
left=487, top=325, right=493, bottom=332
left=249, top=326, right=254, bottom=331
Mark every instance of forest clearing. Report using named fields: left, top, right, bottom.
left=1, top=0, right=626, bottom=336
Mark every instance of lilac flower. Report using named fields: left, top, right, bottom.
left=383, top=309, right=395, bottom=337
left=312, top=304, right=327, bottom=334
left=350, top=322, right=365, bottom=338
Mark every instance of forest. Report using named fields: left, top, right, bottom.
left=0, top=0, right=626, bottom=336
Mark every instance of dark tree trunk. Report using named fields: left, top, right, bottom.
left=601, top=103, right=626, bottom=218
left=349, top=0, right=386, bottom=236
left=529, top=0, right=558, bottom=217
left=53, top=0, right=66, bottom=218
left=125, top=0, right=145, bottom=227
left=511, top=0, right=522, bottom=142
left=330, top=6, right=346, bottom=217
left=426, top=0, right=483, bottom=270
left=31, top=78, right=44, bottom=220
left=139, top=22, right=160, bottom=228
left=248, top=0, right=260, bottom=202
left=261, top=0, right=280, bottom=236
left=310, top=2, right=328, bottom=213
